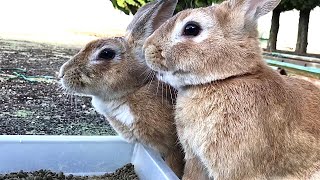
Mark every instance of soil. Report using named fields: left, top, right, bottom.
left=0, top=39, right=116, bottom=135
left=0, top=163, right=138, bottom=180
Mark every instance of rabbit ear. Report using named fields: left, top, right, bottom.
left=126, top=0, right=178, bottom=42
left=229, top=0, right=281, bottom=20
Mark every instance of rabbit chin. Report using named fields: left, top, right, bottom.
left=157, top=71, right=219, bottom=89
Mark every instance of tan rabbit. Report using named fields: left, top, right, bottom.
left=143, top=0, right=320, bottom=179
left=58, top=0, right=185, bottom=177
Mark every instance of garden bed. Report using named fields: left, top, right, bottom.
left=0, top=136, right=179, bottom=180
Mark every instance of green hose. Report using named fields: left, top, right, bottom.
left=0, top=68, right=55, bottom=83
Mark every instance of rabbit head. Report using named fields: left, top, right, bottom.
left=59, top=0, right=177, bottom=100
left=144, top=0, right=281, bottom=89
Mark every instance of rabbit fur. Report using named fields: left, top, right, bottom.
left=59, top=0, right=184, bottom=177
left=143, top=0, right=320, bottom=179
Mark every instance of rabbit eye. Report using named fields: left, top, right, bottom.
left=98, top=48, right=116, bottom=60
left=183, top=22, right=201, bottom=36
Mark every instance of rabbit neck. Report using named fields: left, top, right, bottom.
left=179, top=64, right=272, bottom=96
left=91, top=84, right=148, bottom=126
left=179, top=71, right=259, bottom=95
left=92, top=96, right=135, bottom=126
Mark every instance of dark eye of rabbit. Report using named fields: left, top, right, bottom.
left=183, top=22, right=201, bottom=36
left=98, top=48, right=116, bottom=60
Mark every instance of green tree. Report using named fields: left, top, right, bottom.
left=267, top=0, right=320, bottom=54
left=112, top=0, right=319, bottom=55
left=110, top=0, right=224, bottom=15
left=267, top=0, right=294, bottom=51
left=110, top=0, right=149, bottom=15
left=292, top=0, right=320, bottom=54
left=175, top=0, right=223, bottom=12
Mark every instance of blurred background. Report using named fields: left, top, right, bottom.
left=0, top=0, right=133, bottom=47
left=258, top=8, right=320, bottom=55
left=0, top=0, right=319, bottom=54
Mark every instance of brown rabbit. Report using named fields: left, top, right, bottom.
left=143, top=0, right=320, bottom=179
left=58, top=0, right=184, bottom=177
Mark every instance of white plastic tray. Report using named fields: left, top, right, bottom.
left=0, top=135, right=179, bottom=180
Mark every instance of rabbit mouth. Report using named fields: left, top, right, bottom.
left=60, top=77, right=86, bottom=94
left=157, top=69, right=189, bottom=83
left=144, top=45, right=169, bottom=72
left=156, top=71, right=181, bottom=89
left=146, top=62, right=168, bottom=75
left=172, top=69, right=190, bottom=75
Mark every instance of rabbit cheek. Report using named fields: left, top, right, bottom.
left=79, top=73, right=92, bottom=85
left=62, top=70, right=85, bottom=92
left=145, top=45, right=168, bottom=72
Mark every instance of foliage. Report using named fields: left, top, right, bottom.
left=110, top=0, right=224, bottom=15
left=274, top=0, right=294, bottom=12
left=275, top=0, right=320, bottom=12
left=290, top=0, right=320, bottom=10
left=110, top=0, right=149, bottom=15
left=175, top=0, right=224, bottom=12
left=110, top=0, right=320, bottom=15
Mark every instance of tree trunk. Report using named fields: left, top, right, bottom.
left=295, top=9, right=311, bottom=54
left=267, top=10, right=281, bottom=52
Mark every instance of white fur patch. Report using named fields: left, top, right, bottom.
left=159, top=71, right=220, bottom=89
left=92, top=97, right=135, bottom=126
left=310, top=170, right=320, bottom=180
left=170, top=12, right=215, bottom=45
left=157, top=73, right=181, bottom=89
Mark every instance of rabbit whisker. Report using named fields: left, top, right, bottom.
left=143, top=71, right=152, bottom=84
left=139, top=68, right=150, bottom=77
left=169, top=85, right=174, bottom=105
left=74, top=95, right=78, bottom=110
left=156, top=79, right=160, bottom=96
left=70, top=94, right=73, bottom=107
left=161, top=81, right=164, bottom=104
left=147, top=73, right=155, bottom=90
left=165, top=84, right=168, bottom=103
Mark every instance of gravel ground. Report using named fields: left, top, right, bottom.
left=0, top=39, right=116, bottom=135
left=0, top=163, right=138, bottom=180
